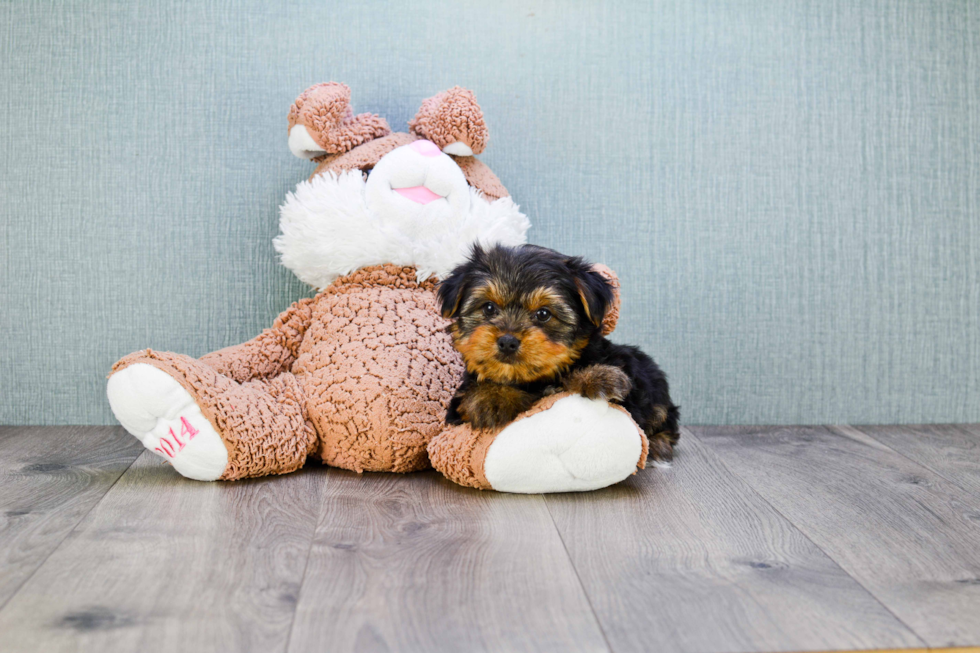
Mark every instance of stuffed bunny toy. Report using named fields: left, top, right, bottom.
left=107, top=83, right=648, bottom=493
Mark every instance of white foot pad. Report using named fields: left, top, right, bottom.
left=107, top=364, right=228, bottom=481
left=483, top=395, right=643, bottom=493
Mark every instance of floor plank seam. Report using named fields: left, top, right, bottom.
left=542, top=497, right=615, bottom=653
left=846, top=425, right=980, bottom=502
left=683, top=428, right=931, bottom=649
left=0, top=442, right=144, bottom=615
left=281, top=466, right=334, bottom=653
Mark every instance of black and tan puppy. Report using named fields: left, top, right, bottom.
left=438, top=244, right=680, bottom=461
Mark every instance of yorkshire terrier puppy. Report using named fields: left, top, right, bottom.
left=438, top=244, right=680, bottom=461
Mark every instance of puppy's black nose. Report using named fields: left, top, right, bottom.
left=497, top=334, right=521, bottom=355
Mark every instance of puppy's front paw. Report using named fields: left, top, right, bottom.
left=564, top=365, right=632, bottom=403
left=467, top=406, right=519, bottom=431
left=459, top=383, right=537, bottom=430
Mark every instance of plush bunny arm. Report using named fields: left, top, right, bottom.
left=592, top=264, right=621, bottom=336
left=199, top=297, right=315, bottom=383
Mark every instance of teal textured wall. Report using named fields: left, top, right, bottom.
left=1, top=0, right=978, bottom=425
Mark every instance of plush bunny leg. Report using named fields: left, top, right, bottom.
left=428, top=392, right=648, bottom=493
left=108, top=350, right=317, bottom=481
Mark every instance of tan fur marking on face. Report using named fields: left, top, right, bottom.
left=482, top=280, right=508, bottom=307
left=453, top=323, right=502, bottom=377
left=509, top=329, right=580, bottom=382
left=524, top=287, right=565, bottom=312
left=455, top=321, right=589, bottom=384
left=458, top=281, right=508, bottom=317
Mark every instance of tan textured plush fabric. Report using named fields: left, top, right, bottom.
left=112, top=350, right=318, bottom=481
left=294, top=265, right=463, bottom=473
left=426, top=424, right=498, bottom=490
left=409, top=86, right=489, bottom=155
left=303, top=85, right=508, bottom=200
left=311, top=133, right=417, bottom=179
left=200, top=297, right=315, bottom=382
left=592, top=264, right=621, bottom=336
left=288, top=82, right=390, bottom=154
left=428, top=392, right=649, bottom=490
left=309, top=132, right=509, bottom=201
left=450, top=155, right=509, bottom=201
left=111, top=265, right=464, bottom=480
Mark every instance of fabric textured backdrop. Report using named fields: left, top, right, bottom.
left=1, top=0, right=978, bottom=425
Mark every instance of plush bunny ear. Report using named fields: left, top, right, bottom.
left=409, top=86, right=489, bottom=156
left=591, top=264, right=622, bottom=336
left=287, top=82, right=390, bottom=160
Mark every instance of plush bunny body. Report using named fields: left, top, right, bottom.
left=107, top=84, right=648, bottom=492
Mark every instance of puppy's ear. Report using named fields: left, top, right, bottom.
left=437, top=269, right=468, bottom=318
left=568, top=259, right=614, bottom=328
left=438, top=245, right=485, bottom=318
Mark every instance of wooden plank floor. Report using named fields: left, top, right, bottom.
left=0, top=425, right=978, bottom=653
left=692, top=425, right=980, bottom=649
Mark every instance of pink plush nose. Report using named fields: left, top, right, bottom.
left=410, top=139, right=442, bottom=157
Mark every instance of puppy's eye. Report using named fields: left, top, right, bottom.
left=534, top=308, right=552, bottom=323
left=482, top=302, right=498, bottom=318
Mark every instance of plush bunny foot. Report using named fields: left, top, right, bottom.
left=429, top=393, right=647, bottom=494
left=484, top=395, right=645, bottom=493
left=107, top=364, right=228, bottom=481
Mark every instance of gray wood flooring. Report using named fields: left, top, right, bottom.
left=1, top=424, right=978, bottom=653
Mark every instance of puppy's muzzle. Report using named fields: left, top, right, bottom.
left=496, top=334, right=521, bottom=359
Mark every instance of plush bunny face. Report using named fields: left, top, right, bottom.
left=275, top=85, right=530, bottom=289
left=365, top=140, right=472, bottom=225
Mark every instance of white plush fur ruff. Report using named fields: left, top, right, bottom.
left=483, top=395, right=643, bottom=493
left=107, top=364, right=228, bottom=481
left=275, top=170, right=529, bottom=289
